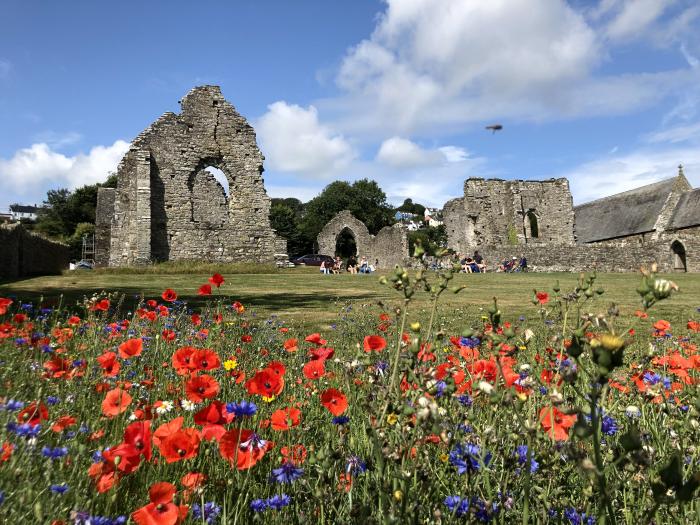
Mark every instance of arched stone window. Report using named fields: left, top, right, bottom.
left=335, top=227, right=358, bottom=258
left=526, top=211, right=539, bottom=239
left=189, top=163, right=230, bottom=226
left=671, top=240, right=687, bottom=272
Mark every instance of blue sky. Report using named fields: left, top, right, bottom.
left=2, top=0, right=700, bottom=212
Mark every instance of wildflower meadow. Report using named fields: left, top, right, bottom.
left=0, top=258, right=699, bottom=524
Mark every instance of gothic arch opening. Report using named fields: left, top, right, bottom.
left=335, top=228, right=358, bottom=259
left=671, top=240, right=687, bottom=272
left=526, top=211, right=539, bottom=239
left=188, top=160, right=230, bottom=227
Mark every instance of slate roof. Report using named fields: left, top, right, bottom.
left=9, top=204, right=39, bottom=214
left=574, top=178, right=678, bottom=243
left=668, top=188, right=700, bottom=230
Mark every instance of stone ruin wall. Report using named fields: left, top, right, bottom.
left=96, top=86, right=286, bottom=267
left=0, top=224, right=70, bottom=280
left=317, top=210, right=409, bottom=269
left=442, top=177, right=700, bottom=272
left=444, top=178, right=575, bottom=255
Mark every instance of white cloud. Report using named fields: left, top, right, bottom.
left=645, top=121, right=700, bottom=143
left=0, top=140, right=129, bottom=204
left=376, top=137, right=468, bottom=168
left=256, top=101, right=355, bottom=178
left=603, top=0, right=674, bottom=42
left=559, top=147, right=700, bottom=204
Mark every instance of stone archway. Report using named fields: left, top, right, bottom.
left=317, top=211, right=409, bottom=269
left=317, top=211, right=372, bottom=259
left=335, top=227, right=358, bottom=258
left=671, top=240, right=687, bottom=272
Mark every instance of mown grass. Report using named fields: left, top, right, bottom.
left=2, top=270, right=699, bottom=330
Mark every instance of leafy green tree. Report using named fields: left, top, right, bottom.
left=408, top=224, right=447, bottom=256
left=397, top=198, right=425, bottom=216
left=270, top=202, right=310, bottom=256
left=298, top=179, right=395, bottom=248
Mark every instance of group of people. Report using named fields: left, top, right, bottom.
left=459, top=251, right=487, bottom=273
left=320, top=255, right=377, bottom=275
left=497, top=255, right=527, bottom=272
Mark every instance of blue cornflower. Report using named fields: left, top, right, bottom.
left=375, top=361, right=389, bottom=373
left=250, top=499, right=267, bottom=512
left=2, top=399, right=24, bottom=411
left=601, top=415, right=619, bottom=436
left=226, top=400, right=257, bottom=417
left=72, top=512, right=127, bottom=525
left=41, top=345, right=53, bottom=354
left=473, top=497, right=500, bottom=522
left=449, top=443, right=491, bottom=474
left=346, top=455, right=367, bottom=476
left=332, top=415, right=350, bottom=425
left=8, top=422, right=41, bottom=438
left=460, top=336, right=481, bottom=348
left=515, top=445, right=539, bottom=473
left=458, top=395, right=473, bottom=407
left=50, top=483, right=69, bottom=495
left=435, top=381, right=447, bottom=397
left=643, top=371, right=661, bottom=385
left=266, top=494, right=291, bottom=510
left=271, top=462, right=304, bottom=483
left=192, top=501, right=222, bottom=524
left=42, top=446, right=69, bottom=459
left=46, top=396, right=60, bottom=406
left=563, top=507, right=595, bottom=524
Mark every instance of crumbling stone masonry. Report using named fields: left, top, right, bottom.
left=96, top=86, right=287, bottom=267
left=444, top=178, right=575, bottom=254
left=317, top=210, right=409, bottom=269
left=0, top=224, right=70, bottom=280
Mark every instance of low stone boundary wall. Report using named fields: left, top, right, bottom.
left=0, top=224, right=69, bottom=280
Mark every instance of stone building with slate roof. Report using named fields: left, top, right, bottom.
left=442, top=167, right=700, bottom=272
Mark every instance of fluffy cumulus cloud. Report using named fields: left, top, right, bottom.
left=326, top=0, right=696, bottom=136
left=560, top=147, right=700, bottom=204
left=0, top=140, right=129, bottom=205
left=376, top=137, right=466, bottom=168
left=256, top=101, right=355, bottom=178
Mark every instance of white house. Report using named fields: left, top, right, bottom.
left=9, top=204, right=39, bottom=221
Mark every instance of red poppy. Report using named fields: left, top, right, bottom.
left=232, top=301, right=245, bottom=314
left=172, top=346, right=196, bottom=374
left=157, top=427, right=201, bottom=463
left=124, top=420, right=152, bottom=461
left=653, top=319, right=671, bottom=331
left=303, top=360, right=326, bottom=380
left=91, top=299, right=110, bottom=312
left=539, top=406, right=577, bottom=441
left=363, top=335, right=387, bottom=353
left=161, top=329, right=176, bottom=342
left=101, top=388, right=132, bottom=417
left=132, top=482, right=188, bottom=525
left=197, top=284, right=212, bottom=296
left=161, top=289, right=178, bottom=302
left=535, top=291, right=549, bottom=305
left=687, top=321, right=700, bottom=332
left=118, top=337, right=143, bottom=359
left=17, top=402, right=49, bottom=426
left=309, top=346, right=334, bottom=361
left=241, top=334, right=252, bottom=343
left=1, top=442, right=13, bottom=462
left=181, top=472, right=207, bottom=490
left=191, top=314, right=202, bottom=326
left=320, top=388, right=348, bottom=416
left=246, top=368, right=284, bottom=398
left=271, top=407, right=301, bottom=431
left=305, top=333, right=327, bottom=346
left=184, top=374, right=220, bottom=403
left=51, top=415, right=77, bottom=433
left=13, top=313, right=27, bottom=324
left=0, top=298, right=12, bottom=315
left=280, top=444, right=307, bottom=465
left=219, top=428, right=274, bottom=470
left=209, top=273, right=225, bottom=288
left=283, top=338, right=298, bottom=352
left=153, top=417, right=184, bottom=448
left=191, top=349, right=220, bottom=371
left=97, top=351, right=120, bottom=377
left=193, top=401, right=233, bottom=441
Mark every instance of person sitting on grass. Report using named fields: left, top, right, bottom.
left=320, top=260, right=329, bottom=275
left=347, top=255, right=357, bottom=274
left=332, top=256, right=342, bottom=274
left=359, top=256, right=370, bottom=274
left=473, top=251, right=486, bottom=273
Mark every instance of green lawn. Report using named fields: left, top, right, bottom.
left=2, top=268, right=698, bottom=330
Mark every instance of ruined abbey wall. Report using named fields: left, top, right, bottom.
left=317, top=210, right=409, bottom=269
left=96, top=86, right=286, bottom=267
left=444, top=178, right=575, bottom=254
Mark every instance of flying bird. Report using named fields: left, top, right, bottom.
left=485, top=124, right=503, bottom=133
